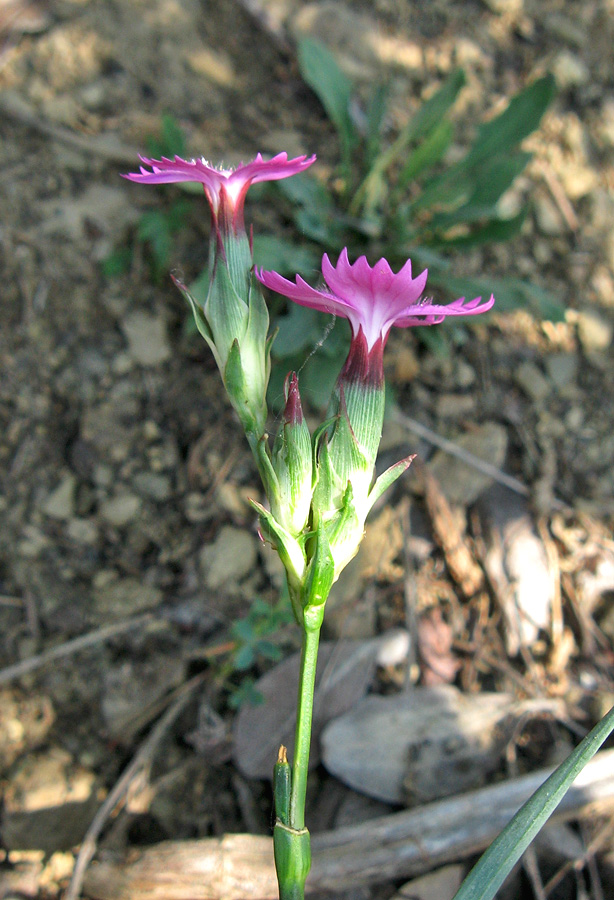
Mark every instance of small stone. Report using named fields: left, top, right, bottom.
left=184, top=492, right=214, bottom=523
left=576, top=311, right=613, bottom=353
left=200, top=526, right=257, bottom=590
left=455, top=361, right=476, bottom=389
left=545, top=14, right=586, bottom=47
left=565, top=406, right=584, bottom=431
left=42, top=473, right=76, bottom=520
left=99, top=493, right=142, bottom=527
left=133, top=472, right=172, bottom=502
left=429, top=422, right=508, bottom=506
left=514, top=360, right=551, bottom=403
left=545, top=353, right=578, bottom=391
left=1, top=747, right=98, bottom=853
left=93, top=464, right=113, bottom=487
left=552, top=51, right=590, bottom=89
left=121, top=311, right=171, bottom=367
left=18, top=526, right=51, bottom=558
left=534, top=193, right=565, bottom=236
left=435, top=394, right=476, bottom=419
left=93, top=574, right=162, bottom=619
left=481, top=0, right=522, bottom=13
left=66, top=517, right=99, bottom=545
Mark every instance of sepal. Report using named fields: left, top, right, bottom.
left=367, top=454, right=416, bottom=513
left=250, top=499, right=306, bottom=590
left=303, top=520, right=335, bottom=618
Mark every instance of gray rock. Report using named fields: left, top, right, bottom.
left=93, top=574, right=162, bottom=619
left=200, top=526, right=258, bottom=590
left=121, top=311, right=172, bottom=367
left=66, top=517, right=99, bottom=545
left=42, top=473, right=77, bottom=520
left=99, top=493, right=142, bottom=527
left=428, top=422, right=508, bottom=506
left=545, top=352, right=578, bottom=391
left=133, top=472, right=172, bottom=502
left=435, top=393, right=476, bottom=419
left=515, top=360, right=551, bottom=403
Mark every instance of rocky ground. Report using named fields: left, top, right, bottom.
left=1, top=0, right=614, bottom=898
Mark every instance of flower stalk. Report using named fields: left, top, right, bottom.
left=125, top=150, right=494, bottom=900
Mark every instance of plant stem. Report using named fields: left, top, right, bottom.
left=289, top=622, right=322, bottom=830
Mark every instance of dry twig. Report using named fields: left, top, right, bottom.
left=0, top=613, right=153, bottom=686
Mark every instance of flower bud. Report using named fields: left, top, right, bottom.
left=270, top=373, right=313, bottom=535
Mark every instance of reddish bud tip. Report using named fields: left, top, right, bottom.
left=283, top=372, right=304, bottom=426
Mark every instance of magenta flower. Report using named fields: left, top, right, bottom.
left=256, top=248, right=494, bottom=351
left=123, top=152, right=316, bottom=231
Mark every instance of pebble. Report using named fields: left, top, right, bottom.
left=481, top=0, right=523, bottom=13
left=428, top=422, right=508, bottom=506
left=121, top=311, right=172, bottom=367
left=18, top=526, right=51, bottom=558
left=199, top=526, right=257, bottom=590
left=534, top=192, right=565, bottom=236
left=514, top=360, right=551, bottom=403
left=576, top=311, right=613, bottom=352
left=545, top=353, right=578, bottom=391
left=435, top=393, right=477, bottom=419
left=93, top=574, right=162, bottom=619
left=455, top=361, right=476, bottom=389
left=1, top=747, right=98, bottom=853
left=552, top=51, right=590, bottom=89
left=42, top=473, right=76, bottom=520
left=66, top=517, right=99, bottom=545
left=99, top=493, right=142, bottom=527
left=545, top=13, right=586, bottom=47
left=133, top=472, right=172, bottom=502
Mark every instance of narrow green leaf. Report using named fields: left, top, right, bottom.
left=365, top=82, right=390, bottom=166
left=452, top=704, right=614, bottom=900
left=351, top=70, right=465, bottom=215
left=427, top=152, right=531, bottom=231
left=435, top=210, right=527, bottom=248
left=368, top=454, right=415, bottom=511
left=297, top=37, right=357, bottom=159
left=398, top=119, right=454, bottom=189
left=463, top=74, right=556, bottom=168
left=404, top=69, right=466, bottom=143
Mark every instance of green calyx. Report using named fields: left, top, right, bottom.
left=176, top=230, right=271, bottom=440
left=270, top=375, right=313, bottom=535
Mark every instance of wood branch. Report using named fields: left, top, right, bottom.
left=84, top=748, right=614, bottom=899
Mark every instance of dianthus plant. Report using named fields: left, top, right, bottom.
left=125, top=151, right=493, bottom=899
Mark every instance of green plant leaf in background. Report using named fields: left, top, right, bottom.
left=452, top=704, right=614, bottom=900
left=252, top=234, right=319, bottom=277
left=297, top=37, right=357, bottom=179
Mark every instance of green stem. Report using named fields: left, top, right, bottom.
left=289, top=622, right=322, bottom=830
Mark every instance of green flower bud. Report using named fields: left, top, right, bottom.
left=270, top=373, right=313, bottom=535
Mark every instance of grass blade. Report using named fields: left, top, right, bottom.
left=452, top=704, right=614, bottom=900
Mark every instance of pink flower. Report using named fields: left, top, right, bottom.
left=256, top=248, right=494, bottom=351
left=123, top=152, right=316, bottom=231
